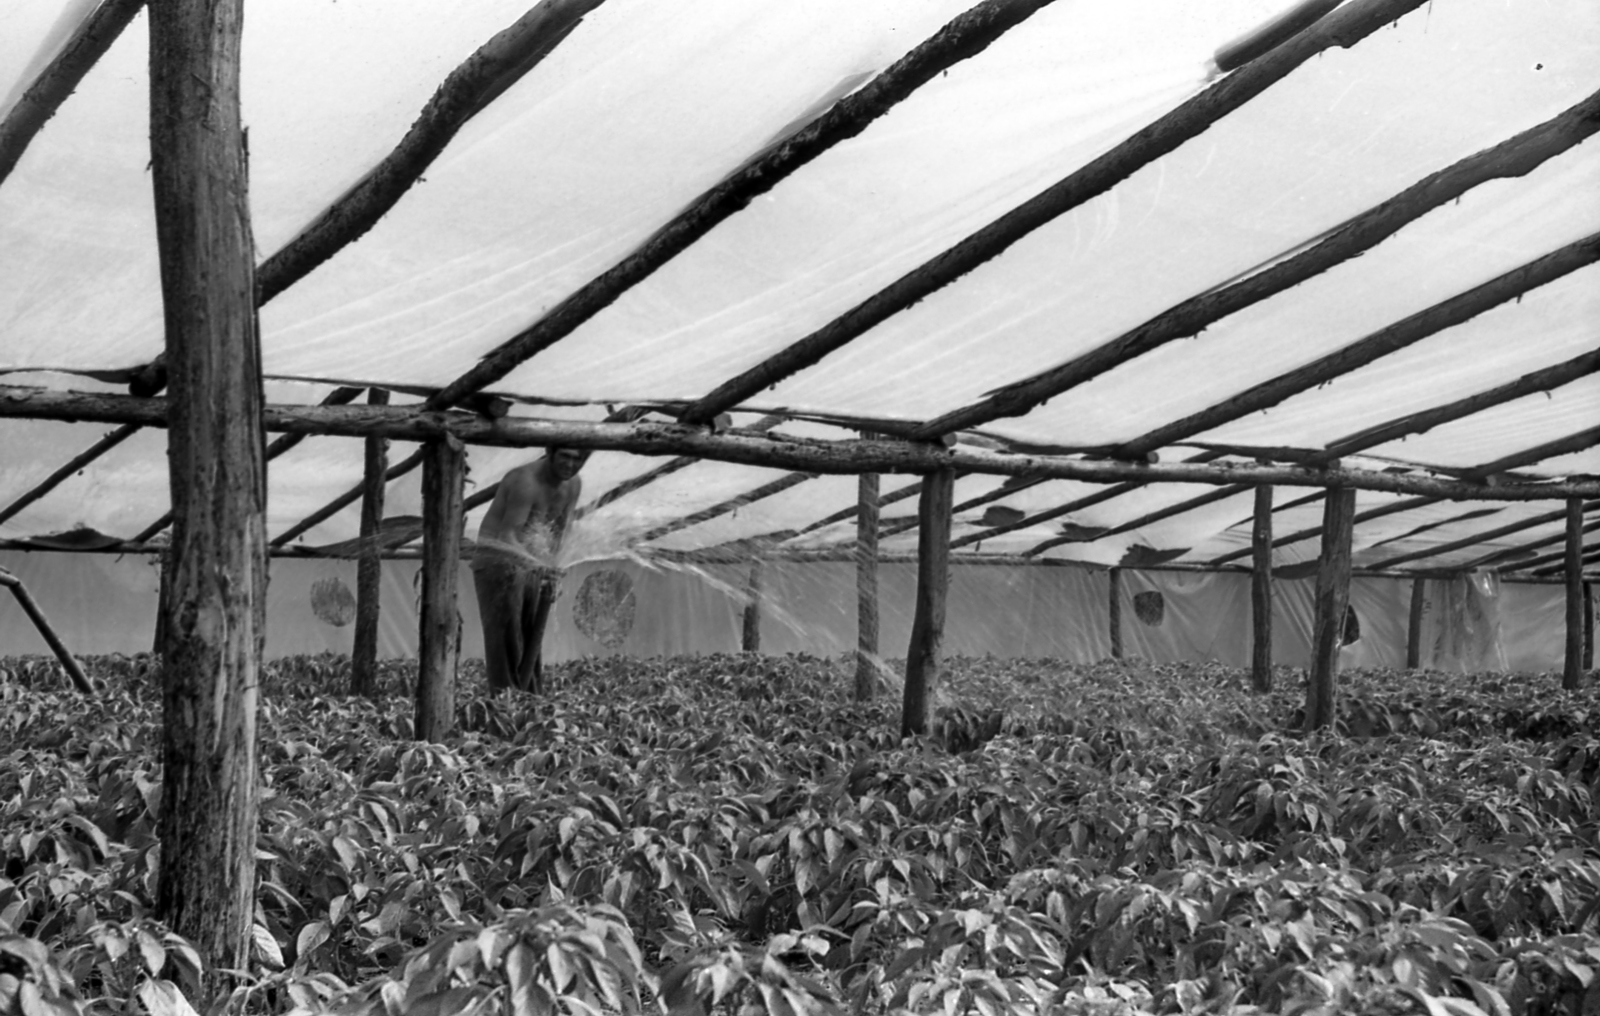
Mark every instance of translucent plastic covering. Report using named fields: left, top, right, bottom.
left=1, top=0, right=1595, bottom=580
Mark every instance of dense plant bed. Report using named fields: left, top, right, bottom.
left=3, top=652, right=1599, bottom=1015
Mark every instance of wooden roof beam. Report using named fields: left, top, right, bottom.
left=1201, top=351, right=1600, bottom=564
left=1364, top=499, right=1600, bottom=571
left=637, top=471, right=819, bottom=545
left=1105, top=235, right=1600, bottom=460
left=1319, top=348, right=1600, bottom=460
left=915, top=86, right=1600, bottom=440
left=0, top=423, right=141, bottom=529
left=0, top=0, right=147, bottom=186
left=10, top=385, right=1600, bottom=502
left=126, top=385, right=366, bottom=545
left=877, top=476, right=1046, bottom=541
left=1024, top=483, right=1252, bottom=557
left=943, top=452, right=1228, bottom=550
left=1470, top=509, right=1600, bottom=571
left=1459, top=425, right=1600, bottom=481
left=678, top=0, right=1430, bottom=427
left=428, top=0, right=1066, bottom=410
left=270, top=446, right=425, bottom=549
left=258, top=0, right=606, bottom=305
left=1208, top=495, right=1443, bottom=566
left=18, top=0, right=597, bottom=516
left=1530, top=543, right=1600, bottom=578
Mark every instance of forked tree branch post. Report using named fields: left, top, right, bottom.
left=417, top=436, right=466, bottom=742
left=856, top=462, right=882, bottom=701
left=352, top=388, right=390, bottom=697
left=1566, top=497, right=1586, bottom=690
left=147, top=0, right=264, bottom=999
left=902, top=467, right=954, bottom=738
left=1251, top=484, right=1274, bottom=693
left=1306, top=487, right=1356, bottom=732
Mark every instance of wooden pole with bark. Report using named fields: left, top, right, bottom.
left=1107, top=568, right=1123, bottom=660
left=0, top=567, right=95, bottom=694
left=416, top=436, right=465, bottom=741
left=1305, top=487, right=1355, bottom=732
left=1406, top=577, right=1427, bottom=670
left=147, top=0, right=264, bottom=999
left=856, top=464, right=881, bottom=700
left=351, top=388, right=390, bottom=696
left=741, top=557, right=763, bottom=653
left=1251, top=483, right=1274, bottom=693
left=1583, top=580, right=1594, bottom=673
left=902, top=467, right=954, bottom=738
left=7, top=385, right=1600, bottom=503
left=1566, top=497, right=1586, bottom=689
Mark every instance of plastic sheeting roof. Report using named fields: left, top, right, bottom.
left=1, top=0, right=1597, bottom=576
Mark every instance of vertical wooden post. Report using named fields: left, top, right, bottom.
left=1565, top=497, right=1585, bottom=690
left=148, top=0, right=262, bottom=997
left=1251, top=483, right=1273, bottom=692
left=1406, top=577, right=1426, bottom=670
left=416, top=436, right=465, bottom=741
left=855, top=465, right=881, bottom=700
left=350, top=388, right=390, bottom=696
left=1305, top=486, right=1355, bottom=733
left=741, top=557, right=763, bottom=653
left=1107, top=568, right=1124, bottom=659
left=1584, top=580, right=1595, bottom=673
left=901, top=467, right=954, bottom=738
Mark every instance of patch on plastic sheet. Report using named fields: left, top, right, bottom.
left=1342, top=605, right=1362, bottom=645
left=574, top=569, right=636, bottom=648
left=310, top=577, right=356, bottom=627
left=1133, top=591, right=1165, bottom=627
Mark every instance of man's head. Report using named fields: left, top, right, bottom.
left=545, top=447, right=587, bottom=481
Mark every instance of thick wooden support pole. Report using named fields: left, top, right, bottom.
left=351, top=389, right=390, bottom=696
left=1306, top=487, right=1355, bottom=733
left=741, top=558, right=763, bottom=653
left=855, top=466, right=881, bottom=701
left=1107, top=568, right=1124, bottom=659
left=901, top=467, right=954, bottom=738
left=1566, top=497, right=1586, bottom=689
left=148, top=0, right=263, bottom=998
left=416, top=436, right=465, bottom=741
left=1251, top=484, right=1274, bottom=693
left=0, top=567, right=95, bottom=694
left=1406, top=577, right=1426, bottom=670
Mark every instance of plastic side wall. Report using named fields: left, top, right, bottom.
left=0, top=550, right=1584, bottom=673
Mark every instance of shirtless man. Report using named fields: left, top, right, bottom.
left=472, top=447, right=586, bottom=693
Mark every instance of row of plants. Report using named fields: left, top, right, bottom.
left=4, top=652, right=1599, bottom=1014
